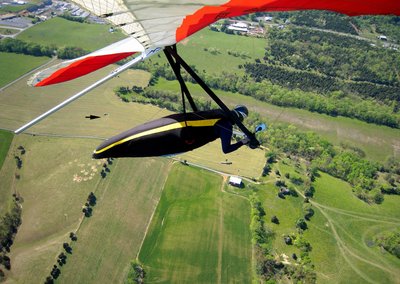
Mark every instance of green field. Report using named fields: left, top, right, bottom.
left=0, top=52, right=50, bottom=87
left=0, top=129, right=13, bottom=171
left=1, top=134, right=172, bottom=283
left=0, top=27, right=20, bottom=35
left=150, top=28, right=266, bottom=75
left=139, top=164, right=252, bottom=283
left=249, top=159, right=400, bottom=283
left=17, top=17, right=126, bottom=51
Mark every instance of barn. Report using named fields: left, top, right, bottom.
left=229, top=176, right=243, bottom=188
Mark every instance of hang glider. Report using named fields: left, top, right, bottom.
left=16, top=0, right=400, bottom=135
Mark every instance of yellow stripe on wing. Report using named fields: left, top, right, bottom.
left=94, top=118, right=220, bottom=154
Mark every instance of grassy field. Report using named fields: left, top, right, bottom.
left=17, top=17, right=126, bottom=51
left=0, top=129, right=13, bottom=171
left=248, top=159, right=400, bottom=283
left=0, top=27, right=20, bottom=35
left=1, top=134, right=172, bottom=283
left=0, top=65, right=166, bottom=135
left=149, top=28, right=266, bottom=76
left=138, top=163, right=252, bottom=283
left=0, top=52, right=50, bottom=87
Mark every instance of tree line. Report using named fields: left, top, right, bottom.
left=0, top=199, right=22, bottom=275
left=134, top=61, right=400, bottom=128
left=115, top=84, right=214, bottom=113
left=0, top=38, right=88, bottom=59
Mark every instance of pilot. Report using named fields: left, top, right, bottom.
left=93, top=105, right=252, bottom=158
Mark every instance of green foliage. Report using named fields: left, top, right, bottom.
left=0, top=200, right=22, bottom=271
left=244, top=63, right=400, bottom=109
left=317, top=151, right=379, bottom=187
left=57, top=46, right=88, bottom=59
left=374, top=230, right=400, bottom=259
left=59, top=12, right=85, bottom=23
left=0, top=38, right=55, bottom=57
left=125, top=261, right=145, bottom=284
left=295, top=218, right=308, bottom=231
left=249, top=194, right=281, bottom=281
left=115, top=84, right=214, bottom=112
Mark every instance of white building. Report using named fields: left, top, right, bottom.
left=228, top=22, right=248, bottom=33
left=229, top=176, right=243, bottom=188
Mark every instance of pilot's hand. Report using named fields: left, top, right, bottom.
left=241, top=137, right=250, bottom=145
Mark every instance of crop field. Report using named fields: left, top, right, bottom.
left=0, top=52, right=50, bottom=87
left=17, top=17, right=126, bottom=51
left=139, top=163, right=252, bottom=283
left=1, top=134, right=172, bottom=283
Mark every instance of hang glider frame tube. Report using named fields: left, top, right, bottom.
left=14, top=48, right=161, bottom=134
left=163, top=45, right=198, bottom=113
left=164, top=45, right=259, bottom=148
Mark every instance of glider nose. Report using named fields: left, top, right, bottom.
left=92, top=151, right=103, bottom=159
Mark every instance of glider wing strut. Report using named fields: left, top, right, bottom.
left=14, top=48, right=161, bottom=134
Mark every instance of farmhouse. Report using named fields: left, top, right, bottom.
left=228, top=22, right=248, bottom=32
left=229, top=176, right=243, bottom=188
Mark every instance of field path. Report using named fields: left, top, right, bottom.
left=316, top=203, right=400, bottom=224
left=294, top=187, right=400, bottom=283
left=217, top=177, right=226, bottom=284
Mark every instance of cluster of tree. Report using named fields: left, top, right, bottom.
left=0, top=38, right=89, bottom=60
left=244, top=63, right=400, bottom=105
left=0, top=200, right=22, bottom=272
left=303, top=204, right=315, bottom=221
left=125, top=261, right=146, bottom=284
left=249, top=194, right=283, bottom=281
left=59, top=12, right=86, bottom=23
left=25, top=0, right=52, bottom=13
left=100, top=158, right=113, bottom=178
left=82, top=192, right=96, bottom=217
left=374, top=230, right=400, bottom=259
left=44, top=237, right=77, bottom=283
left=353, top=16, right=400, bottom=44
left=226, top=49, right=250, bottom=59
left=265, top=27, right=400, bottom=87
left=271, top=10, right=359, bottom=34
left=115, top=84, right=214, bottom=112
left=0, top=38, right=55, bottom=57
left=203, top=47, right=221, bottom=55
left=266, top=123, right=396, bottom=203
left=57, top=46, right=88, bottom=59
left=45, top=250, right=68, bottom=283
